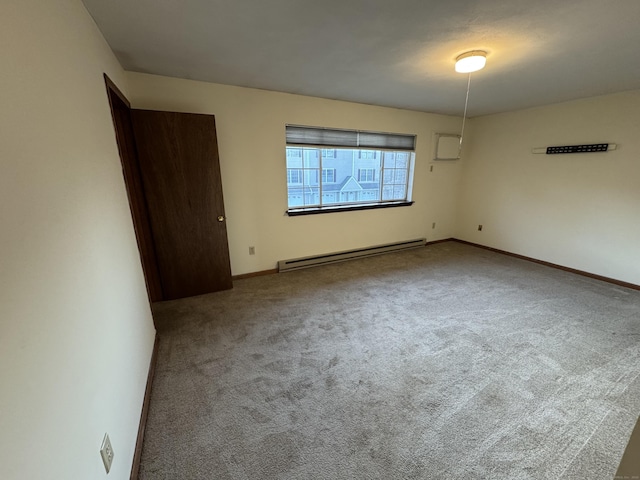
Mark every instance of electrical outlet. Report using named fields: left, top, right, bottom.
left=432, top=222, right=436, bottom=229
left=249, top=246, right=255, bottom=255
left=478, top=224, right=483, bottom=231
left=100, top=433, right=114, bottom=474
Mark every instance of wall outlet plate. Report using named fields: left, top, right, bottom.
left=100, top=433, right=114, bottom=474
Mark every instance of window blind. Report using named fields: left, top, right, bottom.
left=286, top=125, right=416, bottom=151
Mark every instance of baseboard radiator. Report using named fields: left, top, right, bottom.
left=278, top=238, right=427, bottom=272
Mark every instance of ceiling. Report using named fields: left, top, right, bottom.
left=82, top=0, right=640, bottom=117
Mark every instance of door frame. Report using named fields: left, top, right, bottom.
left=104, top=74, right=164, bottom=302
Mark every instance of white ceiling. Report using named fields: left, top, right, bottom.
left=82, top=0, right=640, bottom=117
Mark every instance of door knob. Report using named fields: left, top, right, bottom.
left=217, top=215, right=225, bottom=222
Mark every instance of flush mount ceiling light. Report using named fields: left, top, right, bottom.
left=455, top=50, right=487, bottom=73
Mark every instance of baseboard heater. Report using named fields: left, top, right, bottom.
left=278, top=238, right=427, bottom=272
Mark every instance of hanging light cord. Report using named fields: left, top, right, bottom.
left=458, top=73, right=472, bottom=157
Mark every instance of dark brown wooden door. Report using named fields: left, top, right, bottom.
left=130, top=110, right=232, bottom=300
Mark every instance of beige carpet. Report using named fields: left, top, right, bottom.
left=140, top=241, right=640, bottom=479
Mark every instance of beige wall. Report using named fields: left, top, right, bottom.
left=456, top=91, right=640, bottom=285
left=0, top=1, right=156, bottom=479
left=126, top=73, right=465, bottom=275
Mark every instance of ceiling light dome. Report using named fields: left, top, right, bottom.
left=455, top=50, right=487, bottom=73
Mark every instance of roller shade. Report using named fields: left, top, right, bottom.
left=286, top=125, right=416, bottom=151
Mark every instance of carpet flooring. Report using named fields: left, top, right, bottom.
left=139, top=241, right=640, bottom=479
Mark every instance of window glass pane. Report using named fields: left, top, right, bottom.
left=305, top=169, right=318, bottom=185
left=286, top=146, right=412, bottom=210
left=383, top=152, right=396, bottom=167
left=360, top=189, right=380, bottom=201
left=382, top=185, right=404, bottom=201
left=287, top=193, right=304, bottom=207
left=286, top=147, right=303, bottom=169
left=303, top=187, right=320, bottom=206
left=303, top=148, right=319, bottom=168
left=322, top=194, right=342, bottom=206
left=396, top=153, right=409, bottom=168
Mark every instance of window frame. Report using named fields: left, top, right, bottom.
left=285, top=125, right=416, bottom=215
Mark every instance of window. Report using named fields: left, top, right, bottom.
left=358, top=168, right=375, bottom=182
left=287, top=168, right=302, bottom=184
left=322, top=168, right=336, bottom=183
left=285, top=125, right=416, bottom=214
